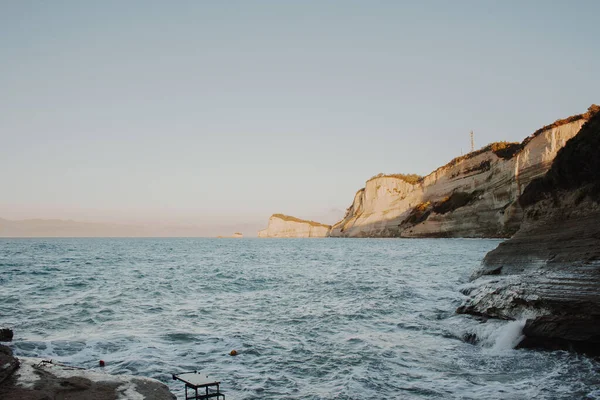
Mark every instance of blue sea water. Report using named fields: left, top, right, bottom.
left=1, top=238, right=599, bottom=399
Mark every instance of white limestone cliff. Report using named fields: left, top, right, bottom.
left=258, top=214, right=331, bottom=238
left=330, top=111, right=591, bottom=238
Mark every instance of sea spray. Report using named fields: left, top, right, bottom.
left=458, top=318, right=526, bottom=351
left=490, top=319, right=526, bottom=351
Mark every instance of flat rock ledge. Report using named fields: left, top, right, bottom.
left=0, top=346, right=175, bottom=400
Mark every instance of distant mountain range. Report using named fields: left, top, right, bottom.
left=0, top=218, right=263, bottom=238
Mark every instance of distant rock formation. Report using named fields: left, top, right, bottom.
left=217, top=232, right=243, bottom=238
left=258, top=214, right=330, bottom=238
left=330, top=107, right=596, bottom=238
left=458, top=107, right=600, bottom=354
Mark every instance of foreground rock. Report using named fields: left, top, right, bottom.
left=330, top=107, right=597, bottom=238
left=0, top=355, right=175, bottom=400
left=458, top=108, right=600, bottom=354
left=258, top=214, right=331, bottom=238
left=0, top=345, right=19, bottom=386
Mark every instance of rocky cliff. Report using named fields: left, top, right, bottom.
left=330, top=108, right=596, bottom=238
left=258, top=214, right=331, bottom=238
left=458, top=108, right=600, bottom=354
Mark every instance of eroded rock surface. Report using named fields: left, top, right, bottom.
left=0, top=357, right=176, bottom=400
left=458, top=109, right=600, bottom=354
left=330, top=108, right=596, bottom=238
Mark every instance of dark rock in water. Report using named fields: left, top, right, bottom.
left=458, top=108, right=600, bottom=354
left=0, top=328, right=14, bottom=342
left=0, top=344, right=19, bottom=385
left=0, top=344, right=13, bottom=356
left=462, top=333, right=479, bottom=345
left=517, top=315, right=600, bottom=355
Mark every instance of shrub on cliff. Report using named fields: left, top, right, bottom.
left=529, top=104, right=600, bottom=139
left=405, top=202, right=432, bottom=225
left=367, top=173, right=423, bottom=184
left=490, top=142, right=522, bottom=159
left=433, top=191, right=482, bottom=214
left=404, top=190, right=482, bottom=226
left=441, top=105, right=599, bottom=172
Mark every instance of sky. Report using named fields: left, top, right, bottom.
left=1, top=1, right=599, bottom=235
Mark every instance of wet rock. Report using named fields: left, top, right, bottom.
left=0, top=344, right=19, bottom=385
left=0, top=358, right=176, bottom=400
left=517, top=315, right=600, bottom=355
left=0, top=328, right=14, bottom=342
left=462, top=333, right=479, bottom=345
left=459, top=110, right=600, bottom=354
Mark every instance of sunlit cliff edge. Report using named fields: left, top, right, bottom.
left=260, top=106, right=598, bottom=239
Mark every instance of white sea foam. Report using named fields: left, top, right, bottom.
left=3, top=238, right=600, bottom=399
left=587, top=389, right=600, bottom=399
left=117, top=381, right=145, bottom=400
left=489, top=319, right=526, bottom=351
left=13, top=357, right=40, bottom=389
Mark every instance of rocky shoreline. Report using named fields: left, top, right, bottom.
left=458, top=107, right=600, bottom=355
left=0, top=333, right=175, bottom=400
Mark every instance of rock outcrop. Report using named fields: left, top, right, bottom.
left=0, top=345, right=19, bottom=387
left=0, top=328, right=176, bottom=399
left=258, top=214, right=331, bottom=238
left=217, top=232, right=243, bottom=238
left=330, top=108, right=596, bottom=238
left=0, top=355, right=176, bottom=400
left=458, top=107, right=600, bottom=354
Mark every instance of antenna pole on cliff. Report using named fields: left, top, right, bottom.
left=470, top=130, right=475, bottom=153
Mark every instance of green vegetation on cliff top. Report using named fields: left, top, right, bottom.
left=367, top=173, right=423, bottom=184
left=441, top=105, right=600, bottom=171
left=271, top=214, right=331, bottom=228
left=372, top=105, right=599, bottom=185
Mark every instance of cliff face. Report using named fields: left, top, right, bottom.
left=330, top=113, right=591, bottom=238
left=258, top=214, right=331, bottom=238
left=458, top=109, right=600, bottom=354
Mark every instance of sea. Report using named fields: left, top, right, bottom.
left=1, top=238, right=599, bottom=399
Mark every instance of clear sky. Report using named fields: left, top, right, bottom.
left=1, top=1, right=599, bottom=234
